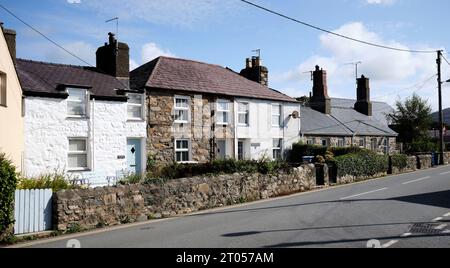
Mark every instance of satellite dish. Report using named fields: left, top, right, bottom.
left=291, top=111, right=300, bottom=119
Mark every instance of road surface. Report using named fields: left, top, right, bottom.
left=15, top=165, right=450, bottom=248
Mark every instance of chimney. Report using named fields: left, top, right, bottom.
left=240, top=56, right=269, bottom=87
left=354, top=75, right=373, bottom=116
left=1, top=25, right=16, bottom=65
left=96, top=32, right=129, bottom=80
left=310, top=65, right=331, bottom=114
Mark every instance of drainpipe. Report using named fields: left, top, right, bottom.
left=92, top=97, right=95, bottom=171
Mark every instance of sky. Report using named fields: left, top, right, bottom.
left=1, top=0, right=450, bottom=111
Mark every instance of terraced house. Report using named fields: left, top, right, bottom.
left=16, top=33, right=147, bottom=186
left=131, top=56, right=301, bottom=165
left=301, top=65, right=398, bottom=153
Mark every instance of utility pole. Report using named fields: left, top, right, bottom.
left=437, top=50, right=445, bottom=165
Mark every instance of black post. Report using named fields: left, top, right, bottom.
left=437, top=50, right=445, bottom=165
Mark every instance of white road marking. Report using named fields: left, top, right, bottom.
left=442, top=230, right=450, bottom=234
left=435, top=224, right=447, bottom=230
left=433, top=217, right=443, bottom=222
left=444, top=212, right=450, bottom=217
left=340, top=188, right=388, bottom=200
left=381, top=240, right=399, bottom=248
left=401, top=233, right=412, bottom=237
left=440, top=171, right=450, bottom=175
left=402, top=176, right=431, bottom=185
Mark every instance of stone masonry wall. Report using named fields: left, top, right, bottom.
left=302, top=135, right=398, bottom=154
left=54, top=165, right=316, bottom=231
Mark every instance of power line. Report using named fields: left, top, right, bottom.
left=372, top=74, right=437, bottom=100
left=240, top=0, right=437, bottom=54
left=442, top=53, right=450, bottom=67
left=0, top=4, right=94, bottom=67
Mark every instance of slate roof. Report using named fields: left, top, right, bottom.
left=330, top=98, right=394, bottom=127
left=301, top=105, right=397, bottom=137
left=130, top=56, right=297, bottom=102
left=16, top=59, right=129, bottom=101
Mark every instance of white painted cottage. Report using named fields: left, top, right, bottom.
left=16, top=33, right=146, bottom=186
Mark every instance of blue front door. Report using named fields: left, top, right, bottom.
left=127, top=139, right=142, bottom=174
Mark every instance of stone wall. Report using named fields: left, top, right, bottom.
left=390, top=156, right=417, bottom=175
left=417, top=154, right=432, bottom=170
left=54, top=165, right=316, bottom=231
left=302, top=135, right=398, bottom=154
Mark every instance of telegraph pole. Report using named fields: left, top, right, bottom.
left=437, top=50, right=445, bottom=165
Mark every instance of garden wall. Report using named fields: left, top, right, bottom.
left=54, top=165, right=316, bottom=231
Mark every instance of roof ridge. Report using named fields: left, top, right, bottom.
left=159, top=56, right=223, bottom=68
left=331, top=97, right=388, bottom=104
left=16, top=58, right=86, bottom=69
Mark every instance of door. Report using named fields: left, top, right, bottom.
left=216, top=140, right=226, bottom=159
left=127, top=139, right=142, bottom=174
left=238, top=141, right=244, bottom=160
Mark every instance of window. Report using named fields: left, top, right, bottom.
left=175, top=139, right=190, bottom=162
left=0, top=72, right=6, bottom=107
left=238, top=102, right=249, bottom=126
left=217, top=100, right=230, bottom=125
left=272, top=104, right=282, bottom=127
left=67, top=88, right=88, bottom=117
left=68, top=138, right=89, bottom=170
left=307, top=138, right=315, bottom=145
left=321, top=138, right=329, bottom=147
left=359, top=138, right=366, bottom=148
left=174, top=96, right=189, bottom=123
left=238, top=141, right=245, bottom=160
left=338, top=138, right=345, bottom=147
left=371, top=138, right=378, bottom=151
left=384, top=138, right=389, bottom=154
left=127, top=94, right=144, bottom=120
left=273, top=139, right=283, bottom=160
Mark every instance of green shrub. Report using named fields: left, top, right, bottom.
left=290, top=142, right=327, bottom=163
left=118, top=173, right=143, bottom=185
left=390, top=154, right=408, bottom=170
left=330, top=147, right=366, bottom=157
left=17, top=172, right=76, bottom=192
left=334, top=151, right=389, bottom=178
left=0, top=154, right=17, bottom=241
left=150, top=159, right=292, bottom=180
left=405, top=139, right=438, bottom=154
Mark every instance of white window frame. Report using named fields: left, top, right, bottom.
left=272, top=104, right=282, bottom=127
left=67, top=138, right=89, bottom=171
left=359, top=138, right=366, bottom=148
left=175, top=139, right=191, bottom=163
left=174, top=96, right=190, bottom=124
left=307, top=138, right=315, bottom=145
left=127, top=93, right=145, bottom=120
left=67, top=88, right=88, bottom=118
left=237, top=102, right=249, bottom=126
left=216, top=99, right=230, bottom=125
left=0, top=72, right=6, bottom=107
left=338, top=138, right=345, bottom=147
left=273, top=138, right=283, bottom=160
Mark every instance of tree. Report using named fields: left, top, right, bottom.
left=388, top=93, right=433, bottom=144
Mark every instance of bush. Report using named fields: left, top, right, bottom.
left=118, top=173, right=143, bottom=185
left=405, top=139, right=438, bottom=154
left=150, top=159, right=292, bottom=180
left=290, top=142, right=328, bottom=163
left=390, top=154, right=408, bottom=170
left=0, top=154, right=17, bottom=241
left=17, top=172, right=77, bottom=192
left=330, top=147, right=366, bottom=157
left=334, top=151, right=389, bottom=178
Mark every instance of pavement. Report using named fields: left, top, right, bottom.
left=11, top=165, right=450, bottom=248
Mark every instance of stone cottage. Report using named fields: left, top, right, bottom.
left=130, top=56, right=301, bottom=165
left=301, top=65, right=398, bottom=154
left=16, top=33, right=147, bottom=186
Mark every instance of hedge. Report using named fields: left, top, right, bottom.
left=390, top=154, right=408, bottom=170
left=149, top=159, right=292, bottom=180
left=0, top=154, right=17, bottom=241
left=333, top=151, right=389, bottom=178
left=330, top=147, right=366, bottom=157
left=290, top=143, right=328, bottom=163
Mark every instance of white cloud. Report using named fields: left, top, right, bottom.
left=80, top=0, right=238, bottom=27
left=141, top=42, right=175, bottom=63
left=274, top=22, right=444, bottom=109
left=366, top=0, right=396, bottom=5
left=67, top=0, right=81, bottom=4
left=130, top=59, right=139, bottom=71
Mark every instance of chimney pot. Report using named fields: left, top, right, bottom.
left=240, top=56, right=269, bottom=87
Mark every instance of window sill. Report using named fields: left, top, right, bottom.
left=217, top=123, right=229, bottom=126
left=238, top=124, right=249, bottom=127
left=127, top=118, right=145, bottom=122
left=68, top=168, right=91, bottom=172
left=67, top=116, right=89, bottom=120
left=174, top=121, right=190, bottom=124
left=177, top=161, right=198, bottom=164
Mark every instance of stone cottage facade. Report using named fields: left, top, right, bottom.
left=16, top=33, right=147, bottom=186
left=300, top=66, right=398, bottom=154
left=131, top=56, right=301, bottom=165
